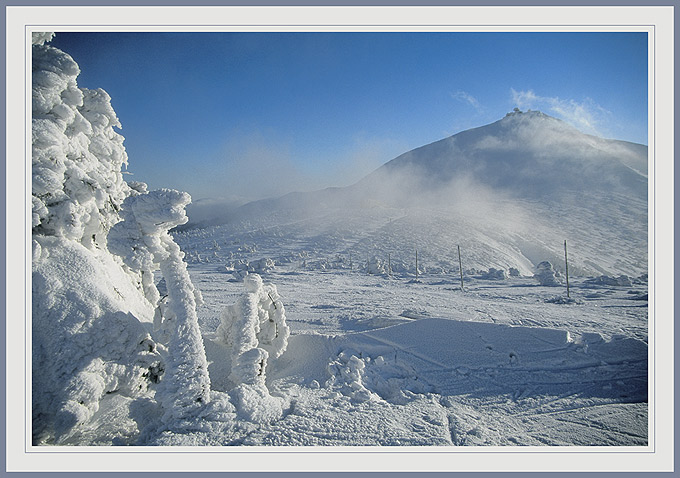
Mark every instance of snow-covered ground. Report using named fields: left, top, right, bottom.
left=53, top=252, right=648, bottom=447
left=163, top=234, right=648, bottom=447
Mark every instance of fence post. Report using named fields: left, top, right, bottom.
left=564, top=240, right=570, bottom=298
left=458, top=245, right=465, bottom=291
left=415, top=249, right=419, bottom=281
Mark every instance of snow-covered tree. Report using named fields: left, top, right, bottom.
left=533, top=261, right=562, bottom=286
left=32, top=33, right=212, bottom=441
left=217, top=274, right=290, bottom=422
left=32, top=33, right=130, bottom=249
left=108, top=189, right=211, bottom=422
left=31, top=33, right=164, bottom=443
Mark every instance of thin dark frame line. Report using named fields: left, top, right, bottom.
left=23, top=24, right=655, bottom=457
left=24, top=23, right=29, bottom=460
left=26, top=23, right=657, bottom=27
left=650, top=21, right=656, bottom=456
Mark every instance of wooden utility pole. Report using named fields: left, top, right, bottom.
left=415, top=250, right=419, bottom=281
left=458, top=245, right=465, bottom=291
left=564, top=240, right=570, bottom=298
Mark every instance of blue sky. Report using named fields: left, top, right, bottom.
left=49, top=32, right=648, bottom=201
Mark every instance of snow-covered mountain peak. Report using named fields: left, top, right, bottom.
left=364, top=109, right=647, bottom=203
left=496, top=108, right=577, bottom=135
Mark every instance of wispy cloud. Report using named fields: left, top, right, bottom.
left=451, top=90, right=482, bottom=111
left=510, top=89, right=612, bottom=137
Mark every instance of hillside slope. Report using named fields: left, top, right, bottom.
left=182, top=110, right=648, bottom=277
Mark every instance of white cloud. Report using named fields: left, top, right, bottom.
left=510, top=88, right=612, bottom=137
left=451, top=90, right=482, bottom=111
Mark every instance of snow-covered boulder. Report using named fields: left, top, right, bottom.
left=479, top=268, right=508, bottom=280
left=584, top=274, right=634, bottom=287
left=533, top=261, right=562, bottom=286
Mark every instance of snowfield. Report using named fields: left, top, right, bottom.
left=167, top=247, right=648, bottom=447
left=29, top=33, right=650, bottom=453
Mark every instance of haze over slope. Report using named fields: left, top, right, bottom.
left=184, top=109, right=647, bottom=278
